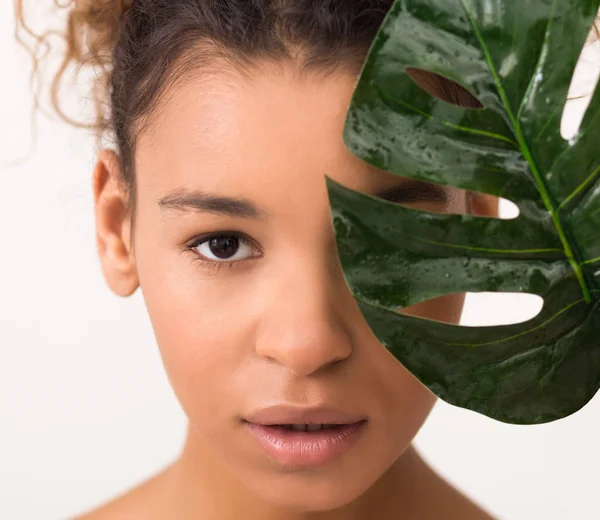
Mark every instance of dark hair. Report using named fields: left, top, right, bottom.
left=15, top=0, right=547, bottom=243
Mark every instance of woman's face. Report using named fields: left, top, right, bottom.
left=97, top=61, right=491, bottom=511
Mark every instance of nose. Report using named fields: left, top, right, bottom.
left=254, top=246, right=354, bottom=377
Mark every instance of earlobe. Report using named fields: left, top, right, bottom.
left=93, top=149, right=139, bottom=297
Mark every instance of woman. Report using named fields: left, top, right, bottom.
left=16, top=1, right=541, bottom=518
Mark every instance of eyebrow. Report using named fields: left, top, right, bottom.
left=157, top=188, right=269, bottom=220
left=373, top=179, right=451, bottom=205
left=156, top=179, right=450, bottom=219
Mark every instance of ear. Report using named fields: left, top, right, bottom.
left=467, top=191, right=500, bottom=218
left=93, top=149, right=139, bottom=297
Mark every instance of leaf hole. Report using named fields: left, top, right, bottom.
left=397, top=292, right=542, bottom=326
left=406, top=68, right=484, bottom=109
left=560, top=14, right=600, bottom=140
left=498, top=197, right=520, bottom=219
left=460, top=292, right=544, bottom=327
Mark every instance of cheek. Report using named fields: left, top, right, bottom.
left=392, top=365, right=437, bottom=439
left=136, top=255, right=255, bottom=433
left=371, top=346, right=437, bottom=460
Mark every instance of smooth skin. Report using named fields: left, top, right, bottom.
left=79, top=59, right=498, bottom=520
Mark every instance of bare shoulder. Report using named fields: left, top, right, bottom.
left=72, top=467, right=172, bottom=520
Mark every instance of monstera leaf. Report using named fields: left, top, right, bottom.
left=325, top=0, right=600, bottom=424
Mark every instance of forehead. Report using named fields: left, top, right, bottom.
left=135, top=63, right=397, bottom=194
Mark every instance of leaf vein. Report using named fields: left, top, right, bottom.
left=583, top=256, right=600, bottom=266
left=558, top=163, right=600, bottom=212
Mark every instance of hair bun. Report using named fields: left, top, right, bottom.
left=71, top=1, right=132, bottom=61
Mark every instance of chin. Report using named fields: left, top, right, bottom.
left=234, top=444, right=398, bottom=514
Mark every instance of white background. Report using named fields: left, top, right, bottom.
left=1, top=3, right=599, bottom=519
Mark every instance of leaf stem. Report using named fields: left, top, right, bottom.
left=460, top=0, right=593, bottom=304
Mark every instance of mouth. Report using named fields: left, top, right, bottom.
left=242, top=420, right=368, bottom=466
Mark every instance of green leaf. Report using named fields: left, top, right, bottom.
left=327, top=0, right=600, bottom=424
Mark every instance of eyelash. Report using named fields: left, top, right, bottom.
left=184, top=232, right=260, bottom=271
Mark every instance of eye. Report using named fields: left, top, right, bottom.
left=186, top=232, right=260, bottom=268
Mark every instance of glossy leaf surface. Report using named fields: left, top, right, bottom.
left=326, top=0, right=600, bottom=424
